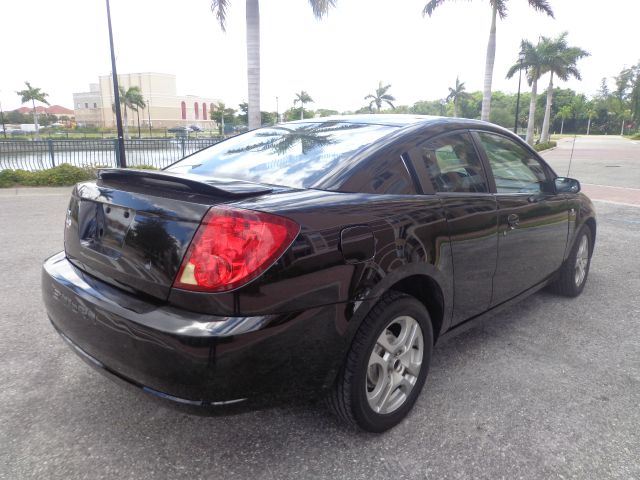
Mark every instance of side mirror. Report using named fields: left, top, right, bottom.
left=555, top=177, right=581, bottom=194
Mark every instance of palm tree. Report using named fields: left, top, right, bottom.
left=293, top=91, right=314, bottom=120
left=540, top=32, right=589, bottom=142
left=446, top=77, right=468, bottom=117
left=507, top=38, right=547, bottom=145
left=127, top=87, right=146, bottom=138
left=585, top=107, right=597, bottom=135
left=423, top=0, right=554, bottom=122
left=365, top=82, right=396, bottom=113
left=118, top=86, right=145, bottom=139
left=556, top=105, right=572, bottom=135
left=211, top=0, right=336, bottom=130
left=16, top=81, right=49, bottom=139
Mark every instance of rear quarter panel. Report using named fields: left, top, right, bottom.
left=168, top=189, right=453, bottom=331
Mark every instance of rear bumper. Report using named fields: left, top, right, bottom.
left=42, top=252, right=349, bottom=405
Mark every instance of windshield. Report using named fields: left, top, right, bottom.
left=165, top=121, right=398, bottom=189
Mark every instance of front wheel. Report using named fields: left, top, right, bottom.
left=550, top=226, right=593, bottom=297
left=327, top=291, right=433, bottom=432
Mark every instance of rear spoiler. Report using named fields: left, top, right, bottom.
left=97, top=168, right=273, bottom=197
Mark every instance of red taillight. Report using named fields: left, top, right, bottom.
left=173, top=206, right=299, bottom=292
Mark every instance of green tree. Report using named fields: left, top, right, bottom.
left=365, top=81, right=396, bottom=113
left=556, top=105, right=572, bottom=134
left=423, top=0, right=554, bottom=122
left=539, top=32, right=589, bottom=142
left=293, top=91, right=314, bottom=120
left=446, top=76, right=468, bottom=117
left=212, top=101, right=227, bottom=134
left=410, top=99, right=444, bottom=115
left=210, top=0, right=336, bottom=130
left=316, top=108, right=339, bottom=117
left=118, top=86, right=145, bottom=139
left=507, top=38, right=548, bottom=144
left=16, top=81, right=49, bottom=139
left=261, top=111, right=277, bottom=125
left=238, top=102, right=249, bottom=125
left=585, top=105, right=597, bottom=135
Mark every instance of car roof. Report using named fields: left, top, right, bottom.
left=283, top=114, right=494, bottom=130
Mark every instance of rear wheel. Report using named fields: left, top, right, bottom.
left=550, top=226, right=592, bottom=297
left=327, top=291, right=433, bottom=432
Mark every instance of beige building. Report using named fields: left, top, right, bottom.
left=73, top=73, right=219, bottom=129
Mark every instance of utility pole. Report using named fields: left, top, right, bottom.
left=106, top=0, right=127, bottom=167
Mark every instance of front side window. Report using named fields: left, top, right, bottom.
left=477, top=132, right=549, bottom=193
left=408, top=132, right=488, bottom=193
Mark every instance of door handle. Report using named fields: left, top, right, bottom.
left=528, top=193, right=545, bottom=203
left=507, top=214, right=520, bottom=229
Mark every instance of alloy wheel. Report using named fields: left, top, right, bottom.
left=574, top=234, right=589, bottom=287
left=366, top=315, right=424, bottom=414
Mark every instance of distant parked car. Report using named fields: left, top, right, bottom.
left=189, top=125, right=205, bottom=132
left=167, top=126, right=192, bottom=136
left=42, top=115, right=596, bottom=432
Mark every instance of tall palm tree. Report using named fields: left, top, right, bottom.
left=540, top=32, right=589, bottom=142
left=118, top=86, right=145, bottom=139
left=293, top=91, right=314, bottom=120
left=129, top=88, right=146, bottom=138
left=507, top=38, right=547, bottom=145
left=16, top=81, right=49, bottom=139
left=211, top=0, right=336, bottom=130
left=446, top=76, right=468, bottom=117
left=423, top=0, right=554, bottom=122
left=365, top=82, right=396, bottom=113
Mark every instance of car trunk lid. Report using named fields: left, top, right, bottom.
left=63, top=169, right=273, bottom=300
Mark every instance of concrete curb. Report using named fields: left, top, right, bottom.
left=0, top=186, right=73, bottom=196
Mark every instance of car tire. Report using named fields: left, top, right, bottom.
left=327, top=291, right=433, bottom=432
left=549, top=226, right=592, bottom=297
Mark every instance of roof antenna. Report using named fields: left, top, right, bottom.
left=566, top=135, right=577, bottom=177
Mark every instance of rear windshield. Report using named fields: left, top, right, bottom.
left=165, top=121, right=398, bottom=189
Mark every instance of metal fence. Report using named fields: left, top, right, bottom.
left=0, top=137, right=224, bottom=171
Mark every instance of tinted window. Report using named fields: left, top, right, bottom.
left=408, top=132, right=488, bottom=193
left=165, top=122, right=398, bottom=189
left=477, top=132, right=549, bottom=193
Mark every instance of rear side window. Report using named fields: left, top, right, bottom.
left=476, top=132, right=549, bottom=193
left=408, top=132, right=488, bottom=193
left=165, top=121, right=398, bottom=189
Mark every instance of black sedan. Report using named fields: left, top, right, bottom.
left=42, top=115, right=595, bottom=432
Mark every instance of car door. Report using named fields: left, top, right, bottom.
left=473, top=131, right=569, bottom=305
left=406, top=131, right=498, bottom=326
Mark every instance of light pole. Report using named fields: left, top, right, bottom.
left=106, top=0, right=126, bottom=167
left=514, top=49, right=525, bottom=135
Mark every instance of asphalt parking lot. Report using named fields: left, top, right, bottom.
left=1, top=137, right=639, bottom=479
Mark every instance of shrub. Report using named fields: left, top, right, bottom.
left=534, top=141, right=557, bottom=152
left=0, top=164, right=96, bottom=188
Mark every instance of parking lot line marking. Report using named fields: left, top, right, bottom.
left=582, top=183, right=640, bottom=191
left=592, top=199, right=640, bottom=208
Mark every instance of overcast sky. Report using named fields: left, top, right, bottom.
left=2, top=0, right=638, bottom=114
